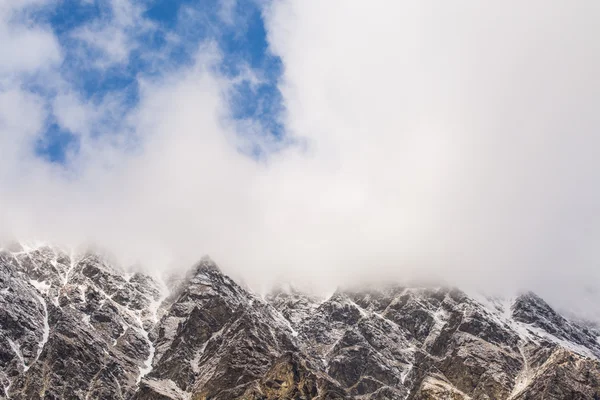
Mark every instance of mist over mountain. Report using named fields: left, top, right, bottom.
left=2, top=0, right=600, bottom=345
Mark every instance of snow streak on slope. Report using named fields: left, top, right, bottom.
left=2, top=244, right=600, bottom=400
left=31, top=293, right=49, bottom=364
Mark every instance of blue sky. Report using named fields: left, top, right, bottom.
left=31, top=0, right=282, bottom=162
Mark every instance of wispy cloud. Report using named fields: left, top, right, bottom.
left=70, top=0, right=153, bottom=68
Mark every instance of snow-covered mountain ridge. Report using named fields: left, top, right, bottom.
left=1, top=244, right=599, bottom=399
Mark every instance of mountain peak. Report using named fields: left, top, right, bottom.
left=2, top=248, right=600, bottom=399
left=192, top=255, right=221, bottom=274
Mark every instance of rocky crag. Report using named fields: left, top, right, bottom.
left=1, top=244, right=599, bottom=399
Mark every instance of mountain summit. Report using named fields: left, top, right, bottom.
left=1, top=245, right=599, bottom=399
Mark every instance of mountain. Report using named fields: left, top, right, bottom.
left=1, top=244, right=600, bottom=399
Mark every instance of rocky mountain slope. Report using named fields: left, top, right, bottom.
left=1, top=244, right=600, bottom=399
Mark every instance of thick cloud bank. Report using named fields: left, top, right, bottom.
left=1, top=1, right=600, bottom=317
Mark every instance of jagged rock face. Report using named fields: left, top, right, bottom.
left=0, top=246, right=163, bottom=399
left=1, top=246, right=600, bottom=399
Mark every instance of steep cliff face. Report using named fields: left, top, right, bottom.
left=0, top=245, right=163, bottom=400
left=1, top=245, right=599, bottom=399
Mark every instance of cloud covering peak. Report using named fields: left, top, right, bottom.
left=1, top=0, right=600, bottom=317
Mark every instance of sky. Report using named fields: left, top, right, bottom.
left=1, top=0, right=600, bottom=317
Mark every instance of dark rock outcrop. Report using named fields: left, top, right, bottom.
left=1, top=245, right=600, bottom=399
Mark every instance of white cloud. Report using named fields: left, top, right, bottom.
left=1, top=0, right=600, bottom=320
left=0, top=1, right=61, bottom=76
left=0, top=89, right=47, bottom=165
left=73, top=25, right=131, bottom=66
left=0, top=25, right=61, bottom=76
left=52, top=92, right=96, bottom=136
left=71, top=0, right=153, bottom=67
left=261, top=0, right=600, bottom=309
left=0, top=0, right=60, bottom=188
left=218, top=0, right=238, bottom=25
